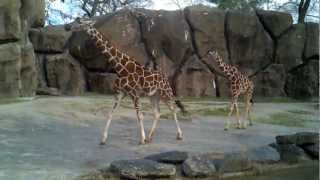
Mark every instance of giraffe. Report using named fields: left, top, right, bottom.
left=65, top=18, right=184, bottom=145
left=207, top=51, right=254, bottom=130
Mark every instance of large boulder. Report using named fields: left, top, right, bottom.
left=226, top=10, right=273, bottom=75
left=254, top=64, right=286, bottom=97
left=20, top=41, right=37, bottom=96
left=184, top=5, right=228, bottom=60
left=216, top=152, right=253, bottom=173
left=21, top=0, right=45, bottom=28
left=0, top=43, right=21, bottom=97
left=69, top=9, right=149, bottom=71
left=304, top=22, right=319, bottom=60
left=0, top=0, right=21, bottom=41
left=276, top=24, right=305, bottom=71
left=256, top=10, right=293, bottom=38
left=182, top=153, right=219, bottom=177
left=175, top=56, right=215, bottom=97
left=45, top=53, right=86, bottom=95
left=110, top=159, right=176, bottom=179
left=272, top=144, right=311, bottom=163
left=301, top=144, right=319, bottom=159
left=29, top=25, right=72, bottom=53
left=138, top=9, right=193, bottom=77
left=246, top=146, right=280, bottom=163
left=285, top=60, right=319, bottom=99
left=276, top=132, right=319, bottom=146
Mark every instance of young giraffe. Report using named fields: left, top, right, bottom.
left=207, top=51, right=254, bottom=130
left=65, top=18, right=184, bottom=145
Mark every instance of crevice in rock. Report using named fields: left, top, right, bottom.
left=302, top=23, right=308, bottom=61
left=255, top=10, right=277, bottom=64
left=224, top=11, right=232, bottom=64
left=184, top=8, right=226, bottom=97
left=131, top=11, right=158, bottom=70
left=170, top=48, right=193, bottom=96
left=34, top=50, right=65, bottom=54
left=42, top=54, right=49, bottom=87
left=248, top=62, right=273, bottom=78
left=0, top=39, right=19, bottom=45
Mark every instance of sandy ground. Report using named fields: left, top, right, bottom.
left=0, top=96, right=318, bottom=180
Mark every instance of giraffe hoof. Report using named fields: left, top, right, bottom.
left=224, top=128, right=229, bottom=131
left=139, top=140, right=147, bottom=145
left=176, top=133, right=183, bottom=140
left=146, top=138, right=153, bottom=144
left=99, top=141, right=106, bottom=146
left=249, top=123, right=253, bottom=126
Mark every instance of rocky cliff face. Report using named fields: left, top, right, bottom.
left=0, top=0, right=44, bottom=97
left=0, top=3, right=318, bottom=99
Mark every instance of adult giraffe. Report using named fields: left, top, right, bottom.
left=65, top=18, right=186, bottom=145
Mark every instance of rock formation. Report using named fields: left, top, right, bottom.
left=0, top=3, right=318, bottom=99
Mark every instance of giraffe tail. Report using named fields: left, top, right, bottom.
left=175, top=100, right=188, bottom=115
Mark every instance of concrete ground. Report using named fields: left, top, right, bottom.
left=0, top=96, right=318, bottom=180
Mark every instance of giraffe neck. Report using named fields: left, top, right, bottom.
left=85, top=26, right=133, bottom=76
left=213, top=52, right=237, bottom=80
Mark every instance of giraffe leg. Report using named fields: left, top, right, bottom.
left=234, top=102, right=243, bottom=129
left=167, top=100, right=183, bottom=140
left=100, top=91, right=125, bottom=145
left=146, top=95, right=160, bottom=143
left=246, top=92, right=253, bottom=126
left=132, top=96, right=146, bottom=145
left=226, top=99, right=235, bottom=131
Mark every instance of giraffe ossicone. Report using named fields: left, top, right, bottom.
left=65, top=18, right=185, bottom=145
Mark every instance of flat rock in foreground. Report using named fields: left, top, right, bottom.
left=110, top=159, right=176, bottom=179
left=182, top=153, right=221, bottom=177
left=144, top=151, right=188, bottom=164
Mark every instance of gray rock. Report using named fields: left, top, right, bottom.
left=20, top=41, right=37, bottom=96
left=301, top=144, right=319, bottom=159
left=138, top=9, right=194, bottom=77
left=217, top=152, right=253, bottom=173
left=21, top=0, right=45, bottom=28
left=145, top=151, right=188, bottom=164
left=0, top=43, right=22, bottom=97
left=276, top=132, right=319, bottom=146
left=247, top=146, right=280, bottom=163
left=175, top=56, right=216, bottom=97
left=226, top=10, right=273, bottom=75
left=276, top=24, right=305, bottom=71
left=0, top=0, right=21, bottom=40
left=110, top=159, right=176, bottom=179
left=184, top=5, right=228, bottom=60
left=45, top=53, right=86, bottom=95
left=304, top=22, right=319, bottom=60
left=29, top=25, right=71, bottom=53
left=256, top=10, right=293, bottom=38
left=254, top=64, right=286, bottom=97
left=285, top=60, right=319, bottom=99
left=182, top=154, right=218, bottom=177
left=295, top=132, right=319, bottom=146
left=273, top=144, right=311, bottom=163
left=276, top=134, right=297, bottom=145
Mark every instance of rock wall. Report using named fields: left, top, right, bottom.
left=1, top=3, right=318, bottom=99
left=0, top=0, right=44, bottom=97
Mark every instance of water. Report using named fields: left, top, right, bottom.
left=227, top=164, right=319, bottom=180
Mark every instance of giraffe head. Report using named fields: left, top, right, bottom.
left=65, top=17, right=96, bottom=32
left=208, top=51, right=219, bottom=59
